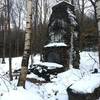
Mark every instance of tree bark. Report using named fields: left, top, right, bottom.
left=16, top=0, right=23, bottom=57
left=1, top=12, right=6, bottom=64
left=7, top=0, right=13, bottom=81
left=2, top=5, right=7, bottom=64
left=96, top=0, right=100, bottom=66
left=43, top=0, right=48, bottom=25
left=17, top=0, right=32, bottom=88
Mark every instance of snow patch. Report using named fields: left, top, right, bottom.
left=70, top=73, right=100, bottom=93
left=33, top=62, right=63, bottom=69
left=80, top=51, right=99, bottom=73
left=1, top=87, right=43, bottom=100
left=44, top=42, right=67, bottom=48
left=27, top=73, right=45, bottom=81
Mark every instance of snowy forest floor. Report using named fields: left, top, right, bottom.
left=0, top=51, right=99, bottom=100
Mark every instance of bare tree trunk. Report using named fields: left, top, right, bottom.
left=89, top=0, right=97, bottom=31
left=17, top=0, right=32, bottom=88
left=2, top=17, right=6, bottom=64
left=71, top=0, right=74, bottom=5
left=96, top=0, right=100, bottom=66
left=7, top=0, right=13, bottom=81
left=89, top=0, right=100, bottom=66
left=16, top=13, right=21, bottom=57
left=2, top=0, right=8, bottom=64
left=1, top=12, right=6, bottom=64
left=81, top=0, right=85, bottom=32
left=16, top=0, right=23, bottom=57
left=43, top=0, right=48, bottom=24
left=39, top=0, right=43, bottom=57
left=34, top=0, right=38, bottom=52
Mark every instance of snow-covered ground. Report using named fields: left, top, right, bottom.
left=80, top=51, right=99, bottom=73
left=0, top=51, right=99, bottom=100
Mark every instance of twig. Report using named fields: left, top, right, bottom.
left=0, top=74, right=11, bottom=84
left=0, top=74, right=13, bottom=92
left=0, top=76, right=9, bottom=92
left=88, top=53, right=99, bottom=64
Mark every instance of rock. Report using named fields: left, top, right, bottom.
left=67, top=86, right=100, bottom=100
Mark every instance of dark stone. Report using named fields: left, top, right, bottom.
left=92, top=68, right=98, bottom=74
left=29, top=63, right=66, bottom=81
left=43, top=1, right=80, bottom=69
left=67, top=86, right=100, bottom=100
left=48, top=2, right=73, bottom=43
left=43, top=46, right=70, bottom=68
left=2, top=58, right=6, bottom=64
left=47, top=52, right=61, bottom=63
left=29, top=64, right=50, bottom=81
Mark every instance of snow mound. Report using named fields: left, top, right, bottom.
left=33, top=54, right=41, bottom=63
left=52, top=68, right=83, bottom=87
left=70, top=73, right=100, bottom=93
left=27, top=73, right=45, bottom=81
left=44, top=42, right=67, bottom=48
left=1, top=87, right=43, bottom=100
left=33, top=62, right=63, bottom=69
left=80, top=51, right=99, bottom=73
